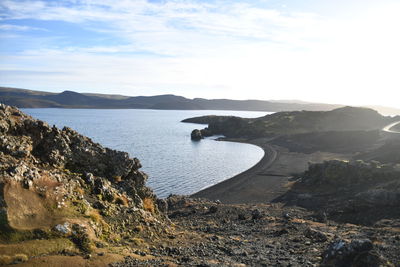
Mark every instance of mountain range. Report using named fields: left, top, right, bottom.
left=1, top=86, right=399, bottom=115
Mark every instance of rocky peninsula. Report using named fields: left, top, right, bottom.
left=184, top=107, right=400, bottom=203
left=0, top=104, right=399, bottom=266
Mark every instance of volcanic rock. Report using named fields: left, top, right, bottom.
left=191, top=129, right=203, bottom=140
left=0, top=104, right=168, bottom=261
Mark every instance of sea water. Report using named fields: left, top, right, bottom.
left=23, top=108, right=269, bottom=197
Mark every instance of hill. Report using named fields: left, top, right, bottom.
left=183, top=106, right=397, bottom=138
left=0, top=86, right=342, bottom=111
left=2, top=87, right=400, bottom=115
left=183, top=106, right=400, bottom=155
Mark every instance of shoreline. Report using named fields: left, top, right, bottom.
left=191, top=137, right=350, bottom=204
left=191, top=138, right=284, bottom=203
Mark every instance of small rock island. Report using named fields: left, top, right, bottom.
left=190, top=129, right=203, bottom=140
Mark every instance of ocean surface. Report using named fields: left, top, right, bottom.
left=23, top=109, right=270, bottom=197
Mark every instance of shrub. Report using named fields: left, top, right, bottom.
left=143, top=198, right=155, bottom=213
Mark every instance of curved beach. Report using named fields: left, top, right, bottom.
left=191, top=140, right=288, bottom=203
left=191, top=138, right=350, bottom=204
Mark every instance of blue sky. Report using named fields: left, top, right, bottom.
left=0, top=0, right=399, bottom=107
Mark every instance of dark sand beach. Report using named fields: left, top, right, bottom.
left=192, top=138, right=350, bottom=203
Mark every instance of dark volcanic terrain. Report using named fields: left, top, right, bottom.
left=113, top=196, right=400, bottom=266
left=0, top=104, right=399, bottom=266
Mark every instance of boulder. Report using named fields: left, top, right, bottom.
left=304, top=227, right=328, bottom=242
left=321, top=239, right=390, bottom=266
left=191, top=129, right=203, bottom=141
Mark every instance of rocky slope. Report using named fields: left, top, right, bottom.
left=278, top=160, right=400, bottom=226
left=357, top=139, right=400, bottom=164
left=0, top=104, right=170, bottom=265
left=111, top=196, right=399, bottom=266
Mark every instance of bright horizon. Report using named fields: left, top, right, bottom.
left=1, top=0, right=400, bottom=108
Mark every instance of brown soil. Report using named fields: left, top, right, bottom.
left=3, top=182, right=56, bottom=230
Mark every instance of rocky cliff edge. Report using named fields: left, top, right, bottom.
left=0, top=104, right=169, bottom=265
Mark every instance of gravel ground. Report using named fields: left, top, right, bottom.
left=111, top=196, right=400, bottom=266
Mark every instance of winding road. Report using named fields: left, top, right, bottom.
left=382, top=121, right=400, bottom=133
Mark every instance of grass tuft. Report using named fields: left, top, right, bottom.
left=143, top=198, right=155, bottom=213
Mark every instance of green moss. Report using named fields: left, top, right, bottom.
left=0, top=228, right=53, bottom=244
left=0, top=230, right=34, bottom=243
left=72, top=200, right=89, bottom=214
left=0, top=238, right=77, bottom=258
left=71, top=225, right=93, bottom=253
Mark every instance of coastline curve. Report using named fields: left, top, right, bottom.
left=191, top=140, right=278, bottom=203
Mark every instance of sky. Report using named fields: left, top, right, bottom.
left=0, top=0, right=399, bottom=108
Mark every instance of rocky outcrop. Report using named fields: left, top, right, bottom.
left=190, top=129, right=203, bottom=140
left=279, top=160, right=400, bottom=225
left=0, top=104, right=169, bottom=262
left=322, top=239, right=390, bottom=267
left=190, top=128, right=213, bottom=141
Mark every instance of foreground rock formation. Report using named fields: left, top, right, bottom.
left=0, top=104, right=169, bottom=265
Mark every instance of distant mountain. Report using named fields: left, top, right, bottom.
left=0, top=86, right=342, bottom=111
left=1, top=86, right=399, bottom=115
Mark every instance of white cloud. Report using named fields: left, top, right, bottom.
left=1, top=0, right=400, bottom=107
left=0, top=24, right=45, bottom=31
left=0, top=0, right=324, bottom=51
